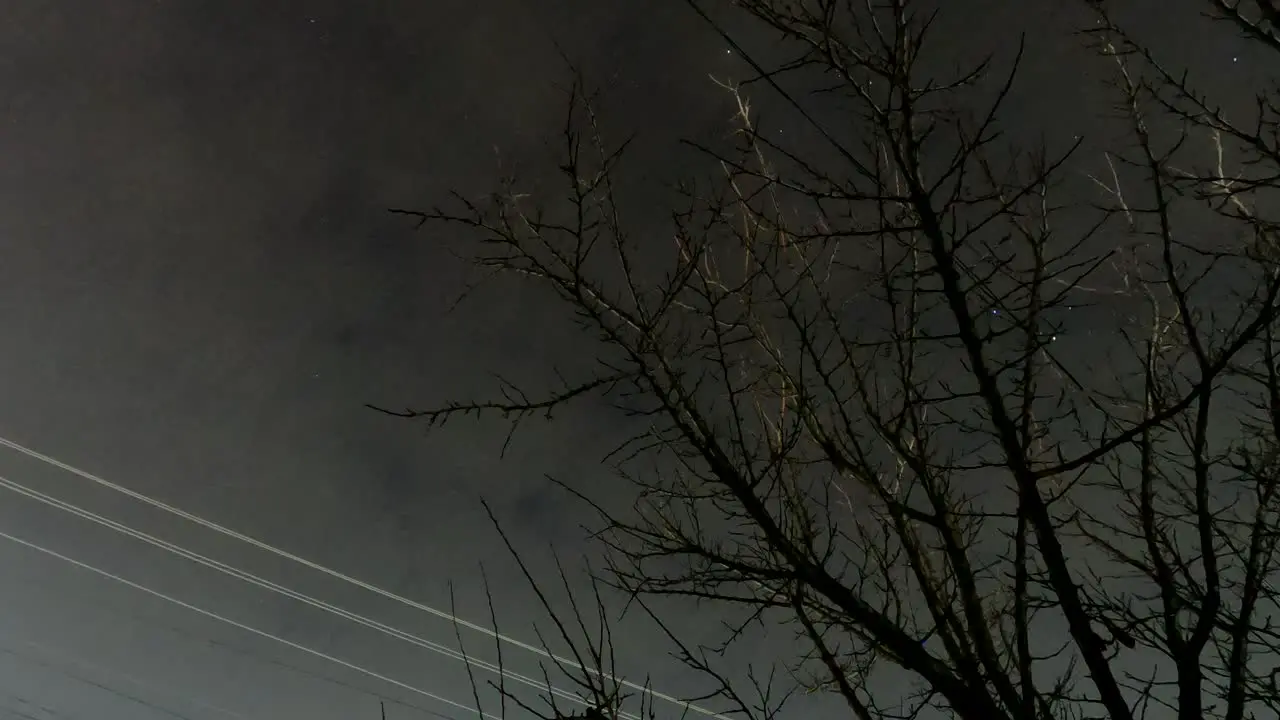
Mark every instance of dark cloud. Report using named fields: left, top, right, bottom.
left=0, top=0, right=1256, bottom=718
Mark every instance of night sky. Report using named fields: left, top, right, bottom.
left=0, top=1, right=1258, bottom=718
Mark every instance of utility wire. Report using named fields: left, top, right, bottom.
left=0, top=705, right=45, bottom=720
left=0, top=643, right=199, bottom=720
left=0, top=434, right=728, bottom=720
left=7, top=574, right=461, bottom=720
left=0, top=527, right=497, bottom=720
left=16, top=638, right=248, bottom=720
left=0, top=473, right=609, bottom=719
left=4, top=639, right=463, bottom=720
left=0, top=690, right=69, bottom=720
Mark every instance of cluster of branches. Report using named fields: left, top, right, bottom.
left=378, top=1, right=1280, bottom=718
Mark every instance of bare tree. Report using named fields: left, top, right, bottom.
left=445, top=501, right=657, bottom=720
left=378, top=1, right=1280, bottom=718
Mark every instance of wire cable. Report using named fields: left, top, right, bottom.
left=0, top=474, right=635, bottom=719
left=0, top=705, right=45, bottom=720
left=0, top=643, right=200, bottom=720
left=0, top=527, right=495, bottom=720
left=0, top=434, right=727, bottom=719
left=0, top=559, right=465, bottom=720
left=16, top=638, right=248, bottom=720
left=0, top=690, right=69, bottom=720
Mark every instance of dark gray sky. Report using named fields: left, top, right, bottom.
left=0, top=1, right=1255, bottom=718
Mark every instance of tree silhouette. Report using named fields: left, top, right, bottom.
left=380, top=1, right=1280, bottom=718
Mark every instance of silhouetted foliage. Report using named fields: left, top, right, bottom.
left=383, top=1, right=1280, bottom=718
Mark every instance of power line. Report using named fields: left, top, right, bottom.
left=0, top=473, right=608, bottom=719
left=16, top=639, right=248, bottom=720
left=0, top=527, right=496, bottom=720
left=0, top=642, right=201, bottom=720
left=0, top=434, right=727, bottom=720
left=0, top=690, right=70, bottom=720
left=4, top=639, right=462, bottom=720
left=0, top=705, right=46, bottom=720
left=9, top=575, right=463, bottom=720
